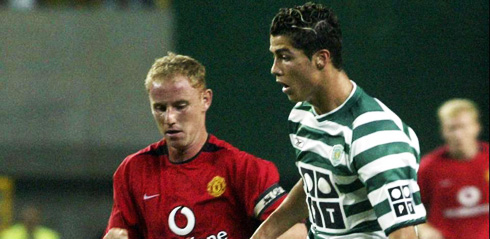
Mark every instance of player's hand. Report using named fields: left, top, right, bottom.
left=418, top=224, right=445, bottom=239
left=103, top=228, right=128, bottom=239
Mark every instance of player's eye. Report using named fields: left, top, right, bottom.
left=279, top=54, right=291, bottom=61
left=175, top=102, right=188, bottom=111
left=153, top=104, right=166, bottom=112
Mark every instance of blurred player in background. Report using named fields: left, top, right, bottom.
left=417, top=99, right=489, bottom=239
left=0, top=205, right=60, bottom=239
left=252, top=2, right=426, bottom=239
left=103, top=52, right=306, bottom=239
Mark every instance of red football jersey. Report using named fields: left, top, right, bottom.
left=418, top=142, right=489, bottom=239
left=105, top=134, right=287, bottom=239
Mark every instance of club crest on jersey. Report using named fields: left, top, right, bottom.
left=330, top=145, right=344, bottom=166
left=207, top=176, right=226, bottom=197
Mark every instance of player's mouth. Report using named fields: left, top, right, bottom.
left=278, top=81, right=291, bottom=93
left=165, top=129, right=183, bottom=137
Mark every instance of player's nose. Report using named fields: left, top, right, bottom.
left=271, top=59, right=283, bottom=76
left=165, top=107, right=177, bottom=125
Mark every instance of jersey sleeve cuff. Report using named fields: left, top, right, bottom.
left=384, top=217, right=426, bottom=236
left=254, top=183, right=286, bottom=219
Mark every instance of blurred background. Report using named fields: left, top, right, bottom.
left=0, top=0, right=488, bottom=238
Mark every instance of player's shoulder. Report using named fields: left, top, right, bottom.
left=127, top=139, right=165, bottom=161
left=480, top=141, right=489, bottom=152
left=420, top=146, right=447, bottom=167
left=115, top=140, right=166, bottom=173
left=478, top=141, right=489, bottom=162
left=348, top=86, right=397, bottom=131
left=351, top=88, right=413, bottom=138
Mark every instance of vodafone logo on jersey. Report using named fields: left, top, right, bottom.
left=458, top=186, right=481, bottom=207
left=444, top=186, right=489, bottom=219
left=169, top=206, right=195, bottom=236
left=168, top=206, right=229, bottom=239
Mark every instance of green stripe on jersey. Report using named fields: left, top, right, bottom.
left=289, top=83, right=425, bottom=238
left=336, top=179, right=365, bottom=194
left=353, top=142, right=415, bottom=171
left=344, top=200, right=373, bottom=217
left=364, top=167, right=417, bottom=192
left=353, top=120, right=401, bottom=140
left=317, top=92, right=384, bottom=126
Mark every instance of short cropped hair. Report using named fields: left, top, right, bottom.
left=145, top=52, right=206, bottom=91
left=438, top=98, right=480, bottom=123
left=270, top=2, right=343, bottom=69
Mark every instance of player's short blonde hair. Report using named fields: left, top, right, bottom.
left=144, top=52, right=206, bottom=91
left=438, top=98, right=480, bottom=123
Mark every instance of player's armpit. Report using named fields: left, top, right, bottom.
left=103, top=228, right=128, bottom=239
left=388, top=226, right=418, bottom=239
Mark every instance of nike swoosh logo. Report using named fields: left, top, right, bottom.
left=143, top=194, right=160, bottom=200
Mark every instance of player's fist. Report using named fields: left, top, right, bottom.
left=103, top=228, right=128, bottom=239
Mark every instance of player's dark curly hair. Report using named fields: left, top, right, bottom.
left=270, top=2, right=343, bottom=69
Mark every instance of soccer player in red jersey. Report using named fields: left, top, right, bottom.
left=418, top=99, right=489, bottom=239
left=102, top=53, right=306, bottom=239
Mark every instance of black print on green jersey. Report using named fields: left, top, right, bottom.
left=388, top=185, right=416, bottom=217
left=300, top=165, right=347, bottom=230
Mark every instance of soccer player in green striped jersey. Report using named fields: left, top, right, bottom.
left=252, top=2, right=426, bottom=239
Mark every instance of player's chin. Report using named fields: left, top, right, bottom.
left=286, top=93, right=303, bottom=103
left=165, top=136, right=186, bottom=147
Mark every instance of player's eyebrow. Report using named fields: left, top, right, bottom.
left=270, top=48, right=293, bottom=55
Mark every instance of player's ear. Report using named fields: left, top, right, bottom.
left=202, top=89, right=213, bottom=111
left=313, top=49, right=331, bottom=70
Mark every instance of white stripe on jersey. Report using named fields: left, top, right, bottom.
left=290, top=134, right=352, bottom=171
left=345, top=209, right=378, bottom=228
left=352, top=111, right=393, bottom=129
left=375, top=99, right=404, bottom=132
left=407, top=127, right=420, bottom=156
left=352, top=130, right=412, bottom=157
left=358, top=152, right=418, bottom=182
left=342, top=187, right=369, bottom=206
left=289, top=108, right=353, bottom=145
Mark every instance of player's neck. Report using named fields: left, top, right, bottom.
left=168, top=132, right=209, bottom=163
left=448, top=142, right=479, bottom=161
left=312, top=70, right=353, bottom=115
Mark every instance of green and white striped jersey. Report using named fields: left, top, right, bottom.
left=289, top=82, right=426, bottom=238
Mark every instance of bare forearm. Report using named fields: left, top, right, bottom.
left=252, top=179, right=308, bottom=239
left=389, top=226, right=418, bottom=239
left=418, top=223, right=445, bottom=239
left=277, top=223, right=307, bottom=239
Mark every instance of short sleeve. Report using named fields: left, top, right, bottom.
left=105, top=159, right=142, bottom=239
left=351, top=119, right=426, bottom=235
left=234, top=152, right=287, bottom=221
